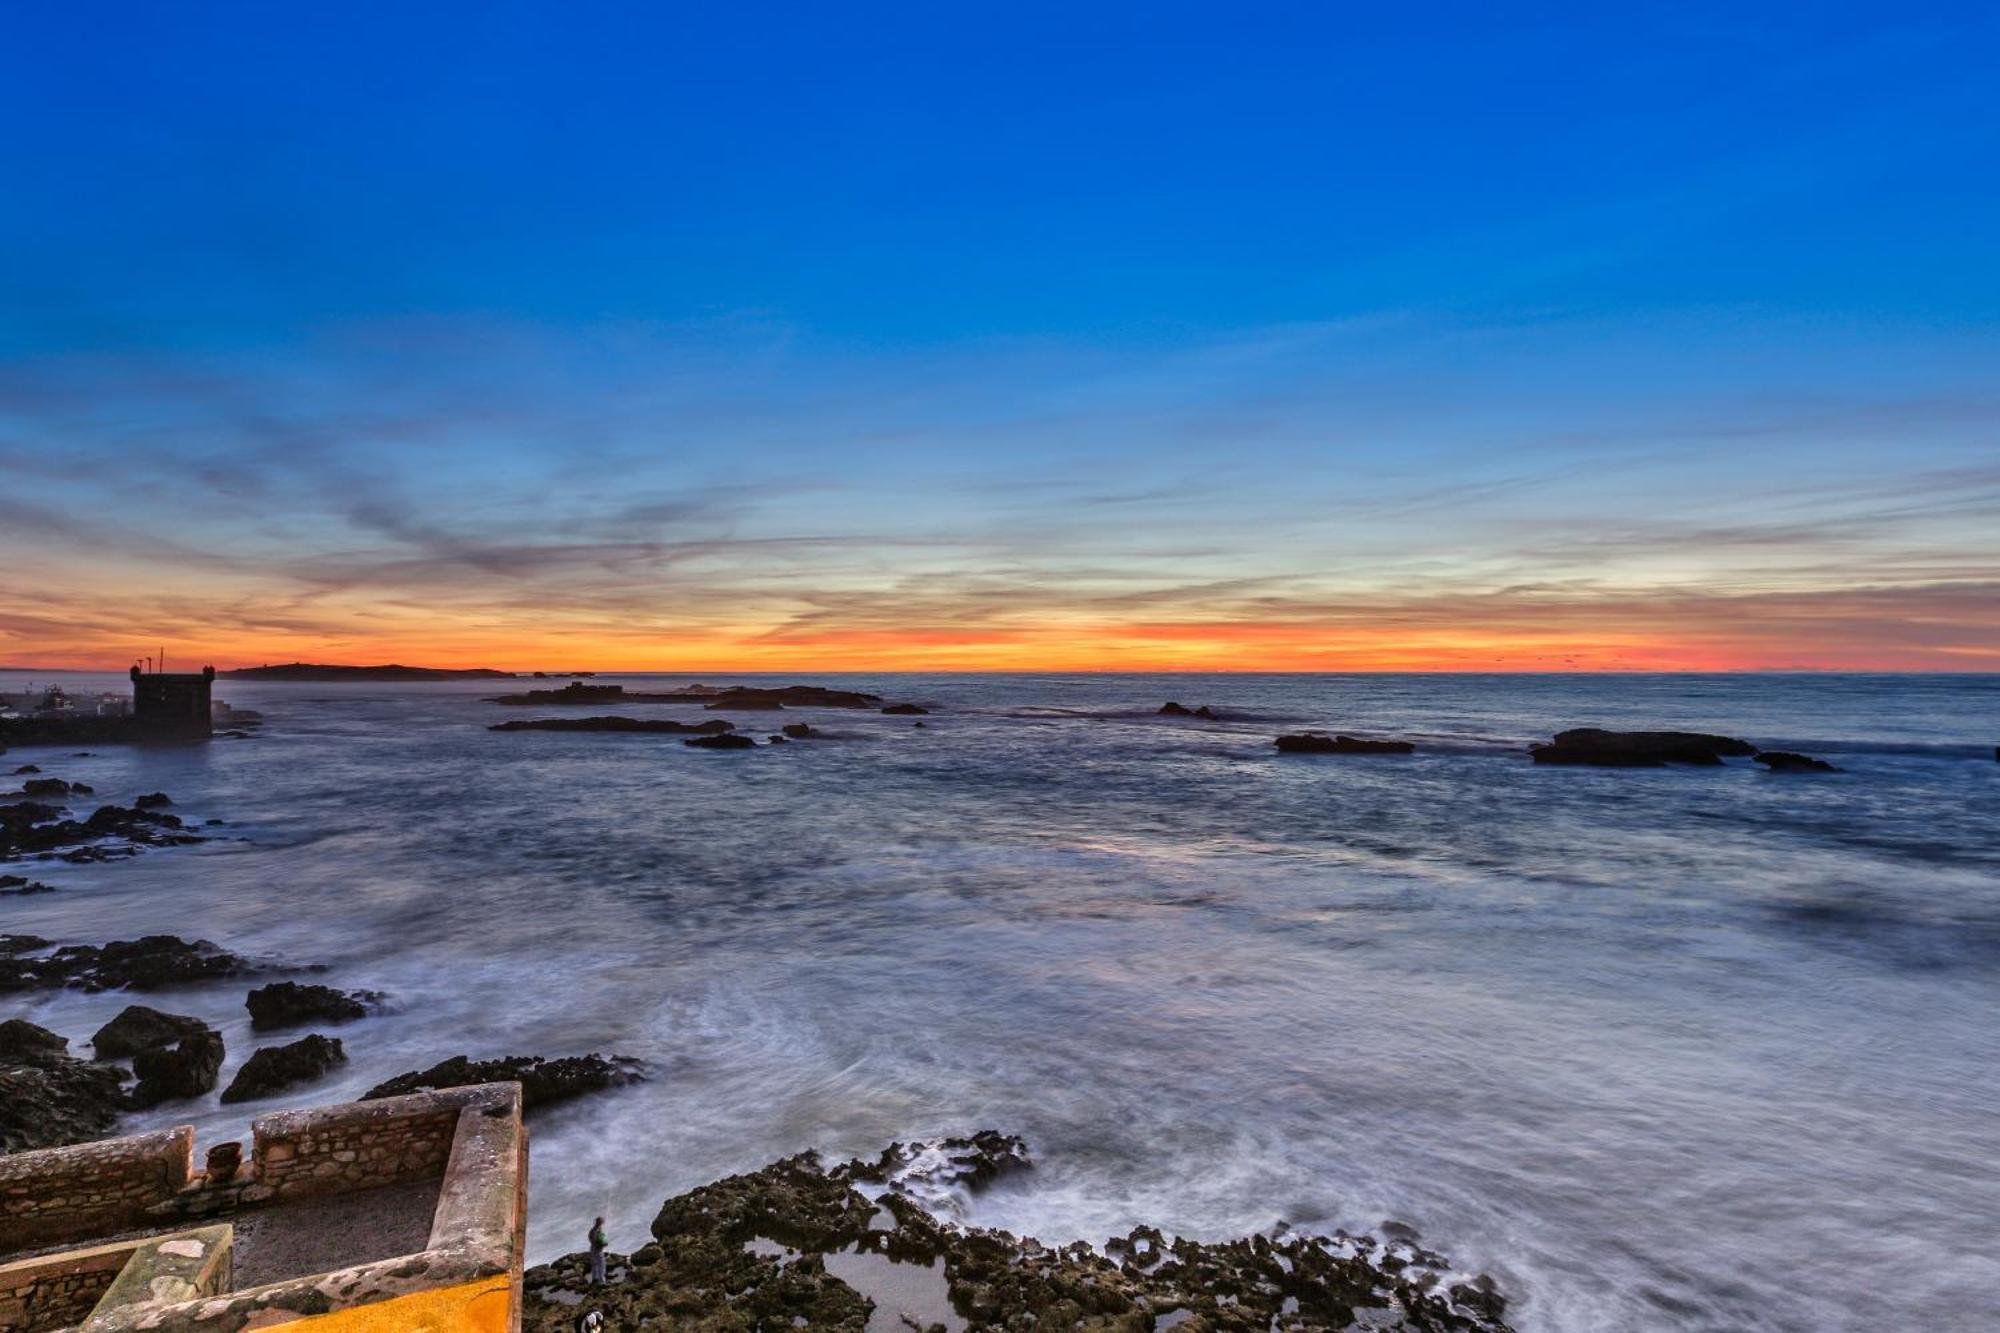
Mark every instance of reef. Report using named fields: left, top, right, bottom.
left=364, top=1052, right=643, bottom=1111
left=686, top=733, right=758, bottom=749
left=488, top=716, right=736, bottom=734
left=1528, top=728, right=1757, bottom=767
left=0, top=935, right=264, bottom=995
left=1, top=800, right=206, bottom=861
left=1275, top=733, right=1415, bottom=755
left=523, top=1134, right=1511, bottom=1332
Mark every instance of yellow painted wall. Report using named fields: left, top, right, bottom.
left=275, top=1276, right=514, bottom=1333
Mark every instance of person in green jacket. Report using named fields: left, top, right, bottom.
left=588, top=1216, right=608, bottom=1286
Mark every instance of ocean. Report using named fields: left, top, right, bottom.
left=4, top=671, right=1997, bottom=1331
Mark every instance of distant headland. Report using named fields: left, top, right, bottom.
left=220, top=663, right=517, bottom=681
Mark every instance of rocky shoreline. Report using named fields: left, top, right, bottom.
left=524, top=1134, right=1512, bottom=1332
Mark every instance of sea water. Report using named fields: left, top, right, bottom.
left=4, top=671, right=1997, bottom=1332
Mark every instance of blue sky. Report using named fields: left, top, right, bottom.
left=2, top=3, right=1996, bottom=668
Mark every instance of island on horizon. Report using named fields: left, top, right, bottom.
left=220, top=663, right=518, bottom=681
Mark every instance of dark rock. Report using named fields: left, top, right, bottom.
left=10, top=764, right=39, bottom=774
left=21, top=777, right=74, bottom=797
left=0, top=934, right=51, bottom=955
left=521, top=1133, right=1511, bottom=1333
left=134, top=791, right=173, bottom=808
left=488, top=716, right=734, bottom=734
left=684, top=733, right=757, bottom=749
left=1529, top=728, right=1756, bottom=767
left=708, top=695, right=784, bottom=710
left=246, top=981, right=379, bottom=1030
left=1158, top=701, right=1196, bottom=716
left=129, top=1029, right=225, bottom=1108
left=0, top=874, right=56, bottom=896
left=1, top=802, right=206, bottom=859
left=781, top=723, right=820, bottom=739
left=0, top=935, right=261, bottom=995
left=0, top=1017, right=70, bottom=1064
left=364, top=1052, right=644, bottom=1112
left=91, top=1004, right=211, bottom=1058
left=1276, top=733, right=1416, bottom=755
left=1, top=1020, right=126, bottom=1153
left=882, top=703, right=929, bottom=715
left=767, top=734, right=789, bottom=743
left=220, top=1034, right=346, bottom=1104
left=1755, top=751, right=1841, bottom=773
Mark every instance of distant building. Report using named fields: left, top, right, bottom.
left=128, top=665, right=215, bottom=738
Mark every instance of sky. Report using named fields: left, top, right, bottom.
left=2, top=2, right=1996, bottom=671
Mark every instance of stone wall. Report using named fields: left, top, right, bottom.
left=0, top=1128, right=192, bottom=1255
left=0, top=1238, right=143, bottom=1332
left=251, top=1102, right=459, bottom=1203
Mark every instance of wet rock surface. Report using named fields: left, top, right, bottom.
left=128, top=1028, right=225, bottom=1108
left=0, top=1019, right=126, bottom=1153
left=490, top=715, right=736, bottom=734
left=1529, top=728, right=1757, bottom=767
left=1276, top=733, right=1416, bottom=755
left=1159, top=702, right=1218, bottom=718
left=0, top=872, right=57, bottom=895
left=685, top=733, right=758, bottom=749
left=1, top=801, right=206, bottom=861
left=882, top=702, right=930, bottom=715
left=0, top=934, right=263, bottom=994
left=524, top=1135, right=1510, bottom=1332
left=134, top=791, right=173, bottom=808
left=91, top=1003, right=211, bottom=1057
left=221, top=1033, right=347, bottom=1103
left=1754, top=750, right=1841, bottom=773
left=364, top=1052, right=643, bottom=1110
left=247, top=980, right=382, bottom=1029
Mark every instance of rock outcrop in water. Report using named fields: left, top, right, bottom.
left=0, top=1019, right=126, bottom=1153
left=0, top=873, right=56, bottom=896
left=1159, top=702, right=1218, bottom=718
left=246, top=981, right=382, bottom=1029
left=490, top=682, right=885, bottom=709
left=363, top=1052, right=643, bottom=1111
left=1528, top=728, right=1757, bottom=767
left=1276, top=733, right=1415, bottom=755
left=90, top=1004, right=211, bottom=1058
left=0, top=935, right=263, bottom=994
left=1754, top=751, right=1841, bottom=773
left=1, top=801, right=206, bottom=861
left=686, top=733, right=758, bottom=749
left=882, top=702, right=929, bottom=715
left=489, top=716, right=736, bottom=734
left=221, top=1033, right=346, bottom=1103
left=128, top=1028, right=225, bottom=1108
left=523, top=1134, right=1511, bottom=1332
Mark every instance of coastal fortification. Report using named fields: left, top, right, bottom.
left=0, top=1082, right=526, bottom=1332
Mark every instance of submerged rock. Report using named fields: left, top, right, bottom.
left=1159, top=702, right=1219, bottom=719
left=523, top=1134, right=1510, bottom=1332
left=91, top=1004, right=211, bottom=1058
left=0, top=802, right=206, bottom=860
left=781, top=723, right=822, bottom=739
left=363, top=1052, right=643, bottom=1111
left=1, top=1019, right=126, bottom=1153
left=882, top=703, right=930, bottom=715
left=1275, top=733, right=1416, bottom=755
left=134, top=791, right=173, bottom=808
left=0, top=935, right=262, bottom=995
left=685, top=733, right=758, bottom=749
left=1754, top=751, right=1841, bottom=773
left=1529, top=728, right=1756, bottom=767
left=489, top=716, right=736, bottom=734
left=221, top=1033, right=346, bottom=1104
left=128, top=1029, right=225, bottom=1108
left=246, top=981, right=381, bottom=1030
left=0, top=873, right=56, bottom=896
